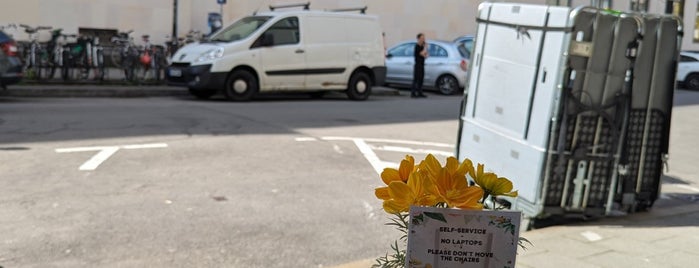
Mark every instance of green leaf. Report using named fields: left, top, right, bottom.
left=423, top=212, right=447, bottom=223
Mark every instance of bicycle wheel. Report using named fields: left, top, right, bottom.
left=61, top=51, right=71, bottom=81
left=95, top=49, right=105, bottom=81
left=152, top=52, right=163, bottom=82
left=109, top=47, right=124, bottom=69
left=36, top=50, right=51, bottom=81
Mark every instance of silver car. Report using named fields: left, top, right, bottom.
left=385, top=39, right=469, bottom=95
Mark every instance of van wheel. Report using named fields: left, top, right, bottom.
left=686, top=74, right=699, bottom=90
left=436, top=75, right=459, bottom=95
left=224, top=70, right=258, bottom=101
left=189, top=88, right=217, bottom=99
left=346, top=71, right=371, bottom=101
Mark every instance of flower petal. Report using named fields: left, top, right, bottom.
left=388, top=181, right=413, bottom=201
left=381, top=168, right=401, bottom=185
left=420, top=154, right=442, bottom=176
left=375, top=187, right=391, bottom=200
left=383, top=199, right=408, bottom=214
left=491, top=177, right=513, bottom=193
left=457, top=158, right=473, bottom=178
left=398, top=155, right=415, bottom=182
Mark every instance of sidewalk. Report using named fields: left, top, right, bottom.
left=516, top=201, right=699, bottom=268
left=331, top=198, right=699, bottom=268
left=0, top=83, right=402, bottom=98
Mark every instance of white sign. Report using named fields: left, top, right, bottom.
left=406, top=206, right=521, bottom=268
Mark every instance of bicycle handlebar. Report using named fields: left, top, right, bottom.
left=19, top=24, right=53, bottom=33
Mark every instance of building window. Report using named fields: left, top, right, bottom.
left=630, top=0, right=649, bottom=12
left=599, top=0, right=612, bottom=9
left=665, top=0, right=684, bottom=17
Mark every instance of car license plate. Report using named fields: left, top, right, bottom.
left=169, top=68, right=182, bottom=77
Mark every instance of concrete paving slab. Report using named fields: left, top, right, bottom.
left=581, top=251, right=662, bottom=268
left=518, top=252, right=603, bottom=268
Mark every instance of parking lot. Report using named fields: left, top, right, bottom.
left=1, top=88, right=698, bottom=267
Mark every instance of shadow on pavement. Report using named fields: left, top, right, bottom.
left=0, top=87, right=462, bottom=144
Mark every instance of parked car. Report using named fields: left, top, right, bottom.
left=0, top=29, right=22, bottom=89
left=677, top=51, right=699, bottom=90
left=453, top=35, right=474, bottom=57
left=384, top=39, right=468, bottom=95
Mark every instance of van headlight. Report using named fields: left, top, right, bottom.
left=195, top=47, right=224, bottom=63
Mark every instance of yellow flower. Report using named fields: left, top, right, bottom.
left=375, top=155, right=416, bottom=200
left=469, top=163, right=518, bottom=198
left=419, top=154, right=472, bottom=180
left=429, top=167, right=484, bottom=210
left=382, top=171, right=438, bottom=213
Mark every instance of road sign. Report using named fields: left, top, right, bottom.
left=217, top=0, right=226, bottom=4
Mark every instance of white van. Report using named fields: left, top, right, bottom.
left=166, top=5, right=386, bottom=101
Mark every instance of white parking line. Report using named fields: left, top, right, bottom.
left=369, top=144, right=453, bottom=157
left=352, top=138, right=385, bottom=175
left=56, top=143, right=168, bottom=171
left=121, top=143, right=168, bottom=150
left=296, top=136, right=454, bottom=175
left=321, top=136, right=454, bottom=147
left=295, top=137, right=318, bottom=142
left=580, top=231, right=603, bottom=242
left=676, top=184, right=699, bottom=193
left=78, top=147, right=120, bottom=171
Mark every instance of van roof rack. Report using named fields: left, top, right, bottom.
left=329, top=6, right=367, bottom=14
left=269, top=2, right=310, bottom=11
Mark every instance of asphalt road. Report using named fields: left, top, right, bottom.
left=1, top=89, right=698, bottom=267
left=0, top=92, right=465, bottom=267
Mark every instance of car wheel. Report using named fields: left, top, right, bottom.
left=189, top=88, right=217, bottom=99
left=346, top=71, right=372, bottom=101
left=224, top=69, right=258, bottom=101
left=686, top=74, right=699, bottom=90
left=436, top=74, right=459, bottom=95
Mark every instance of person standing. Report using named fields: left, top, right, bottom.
left=411, top=33, right=428, bottom=98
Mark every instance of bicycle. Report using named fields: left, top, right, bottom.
left=137, top=35, right=167, bottom=82
left=84, top=35, right=105, bottom=80
left=61, top=34, right=92, bottom=81
left=110, top=30, right=140, bottom=82
left=45, top=29, right=76, bottom=80
left=18, top=24, right=52, bottom=80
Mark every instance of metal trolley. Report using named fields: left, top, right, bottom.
left=455, top=2, right=683, bottom=225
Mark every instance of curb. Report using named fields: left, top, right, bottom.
left=1, top=85, right=402, bottom=98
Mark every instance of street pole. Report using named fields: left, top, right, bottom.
left=172, top=0, right=178, bottom=45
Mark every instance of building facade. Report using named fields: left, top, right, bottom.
left=0, top=0, right=693, bottom=50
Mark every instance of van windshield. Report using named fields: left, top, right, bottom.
left=208, top=16, right=272, bottom=43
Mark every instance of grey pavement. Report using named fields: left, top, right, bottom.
left=2, top=84, right=697, bottom=268
left=330, top=199, right=699, bottom=268
left=0, top=83, right=402, bottom=98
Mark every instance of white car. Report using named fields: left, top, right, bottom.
left=677, top=51, right=699, bottom=90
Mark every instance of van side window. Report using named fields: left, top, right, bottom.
left=265, top=17, right=300, bottom=46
